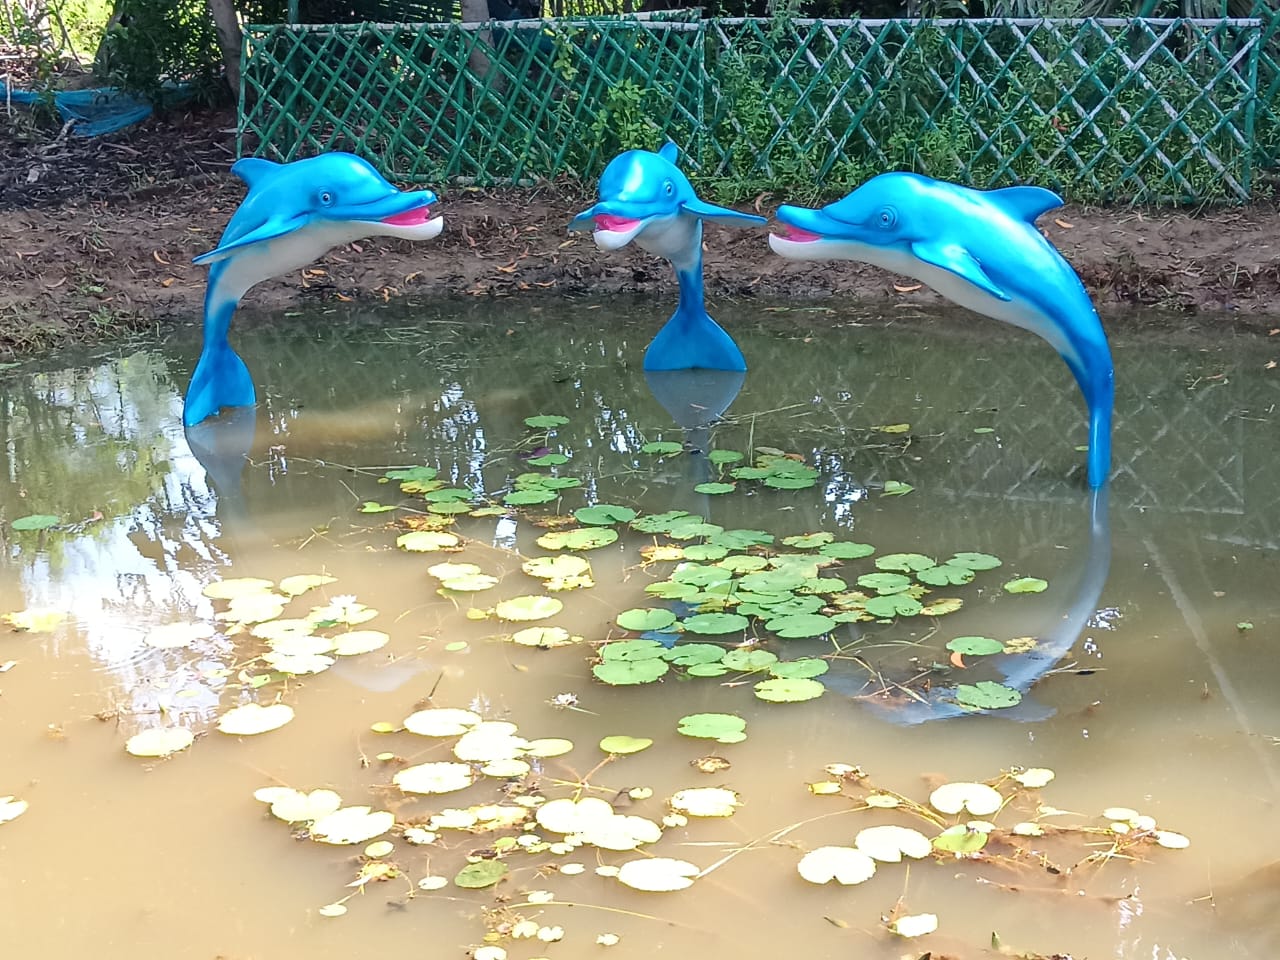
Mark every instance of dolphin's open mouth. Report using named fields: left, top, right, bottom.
left=594, top=214, right=642, bottom=233
left=775, top=224, right=823, bottom=242
left=381, top=204, right=435, bottom=226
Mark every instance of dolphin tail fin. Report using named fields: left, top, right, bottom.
left=643, top=309, right=746, bottom=373
left=183, top=341, right=257, bottom=427
left=1065, top=341, right=1114, bottom=489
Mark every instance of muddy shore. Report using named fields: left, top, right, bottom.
left=3, top=107, right=1280, bottom=354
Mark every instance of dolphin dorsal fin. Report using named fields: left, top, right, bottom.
left=986, top=185, right=1063, bottom=223
left=657, top=141, right=680, bottom=164
left=230, top=157, right=282, bottom=188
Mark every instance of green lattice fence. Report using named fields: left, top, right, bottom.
left=1253, top=1, right=1280, bottom=171
left=239, top=14, right=1271, bottom=202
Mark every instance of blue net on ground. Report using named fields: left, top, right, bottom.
left=1, top=83, right=192, bottom=137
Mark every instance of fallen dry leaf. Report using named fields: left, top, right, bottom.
left=1054, top=218, right=1074, bottom=229
left=893, top=283, right=923, bottom=293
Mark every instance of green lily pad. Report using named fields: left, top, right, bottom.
left=818, top=541, right=875, bottom=560
left=782, top=532, right=835, bottom=549
left=667, top=520, right=724, bottom=540
left=875, top=553, right=936, bottom=572
left=440, top=574, right=500, bottom=592
left=881, top=480, right=914, bottom=496
left=672, top=564, right=733, bottom=588
left=539, top=476, right=582, bottom=490
left=493, top=595, right=563, bottom=622
left=575, top=504, right=639, bottom=526
left=920, top=597, right=965, bottom=616
left=681, top=612, right=750, bottom=635
left=722, top=649, right=779, bottom=672
left=616, top=608, right=678, bottom=632
left=954, top=681, right=1022, bottom=709
left=593, top=658, right=669, bottom=685
left=708, top=529, right=774, bottom=549
left=527, top=453, right=569, bottom=466
left=769, top=658, right=830, bottom=679
left=423, top=488, right=473, bottom=503
left=708, top=450, right=744, bottom=465
left=946, top=636, right=1005, bottom=656
left=686, top=662, right=730, bottom=677
left=856, top=572, right=913, bottom=595
left=754, top=677, right=825, bottom=702
left=396, top=531, right=460, bottom=552
left=694, top=482, right=736, bottom=495
left=383, top=466, right=437, bottom=483
left=863, top=594, right=923, bottom=618
left=629, top=510, right=696, bottom=533
left=763, top=475, right=816, bottom=490
left=12, top=514, right=60, bottom=531
left=645, top=580, right=699, bottom=600
left=454, top=860, right=509, bottom=889
left=917, top=564, right=975, bottom=586
left=358, top=501, right=397, bottom=514
left=599, top=735, right=653, bottom=755
left=524, top=414, right=570, bottom=428
left=522, top=555, right=591, bottom=580
left=948, top=552, right=1002, bottom=570
left=677, top=712, right=746, bottom=744
left=716, top=555, right=768, bottom=573
left=683, top=544, right=729, bottom=561
left=536, top=528, right=619, bottom=551
left=641, top=441, right=683, bottom=455
left=1003, top=577, right=1049, bottom=594
left=503, top=488, right=559, bottom=506
left=765, top=613, right=837, bottom=639
left=662, top=643, right=726, bottom=666
left=600, top=639, right=667, bottom=661
left=932, top=825, right=989, bottom=854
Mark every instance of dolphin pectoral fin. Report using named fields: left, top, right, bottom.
left=910, top=240, right=1012, bottom=302
left=183, top=343, right=257, bottom=427
left=986, top=185, right=1063, bottom=224
left=643, top=310, right=747, bottom=373
left=680, top=198, right=768, bottom=228
left=191, top=215, right=306, bottom=265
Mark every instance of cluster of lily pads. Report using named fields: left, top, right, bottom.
left=378, top=445, right=1045, bottom=711
left=123, top=573, right=391, bottom=758
left=795, top=760, right=1191, bottom=938
left=250, top=704, right=767, bottom=925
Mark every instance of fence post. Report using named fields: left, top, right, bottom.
left=1243, top=19, right=1259, bottom=199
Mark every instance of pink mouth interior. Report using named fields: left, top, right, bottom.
left=382, top=205, right=434, bottom=226
left=594, top=215, right=641, bottom=232
left=779, top=225, right=821, bottom=242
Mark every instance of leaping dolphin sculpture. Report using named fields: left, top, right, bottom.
left=184, top=152, right=443, bottom=427
left=569, top=142, right=766, bottom=372
left=769, top=172, right=1114, bottom=488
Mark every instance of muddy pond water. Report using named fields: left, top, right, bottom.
left=1, top=298, right=1279, bottom=960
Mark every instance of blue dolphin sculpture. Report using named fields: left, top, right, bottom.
left=569, top=142, right=766, bottom=372
left=770, top=172, right=1114, bottom=488
left=185, top=153, right=443, bottom=427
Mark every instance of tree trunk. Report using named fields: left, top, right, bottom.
left=208, top=0, right=243, bottom=100
left=459, top=0, right=495, bottom=83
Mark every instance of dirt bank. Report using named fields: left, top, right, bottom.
left=3, top=106, right=1280, bottom=354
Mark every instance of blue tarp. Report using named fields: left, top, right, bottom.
left=2, top=82, right=170, bottom=137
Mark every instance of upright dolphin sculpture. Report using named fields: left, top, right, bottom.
left=569, top=142, right=766, bottom=372
left=769, top=172, right=1114, bottom=488
left=185, top=152, right=443, bottom=427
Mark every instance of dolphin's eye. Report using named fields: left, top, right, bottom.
left=663, top=180, right=674, bottom=196
left=318, top=190, right=334, bottom=206
left=878, top=206, right=897, bottom=228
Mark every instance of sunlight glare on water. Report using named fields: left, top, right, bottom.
left=1, top=299, right=1279, bottom=960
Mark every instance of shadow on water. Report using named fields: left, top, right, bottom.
left=3, top=298, right=1280, bottom=959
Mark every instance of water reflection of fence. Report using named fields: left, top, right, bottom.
left=222, top=308, right=1280, bottom=547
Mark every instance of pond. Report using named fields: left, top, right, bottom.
left=1, top=297, right=1278, bottom=960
